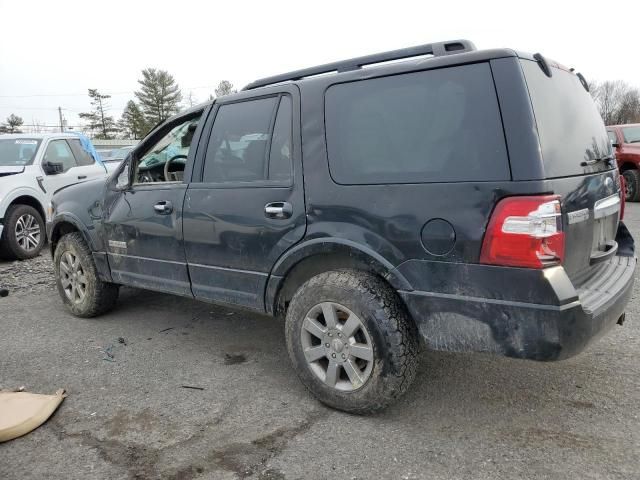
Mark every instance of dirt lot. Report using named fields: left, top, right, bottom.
left=1, top=207, right=640, bottom=480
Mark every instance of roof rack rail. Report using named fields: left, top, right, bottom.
left=242, top=39, right=476, bottom=91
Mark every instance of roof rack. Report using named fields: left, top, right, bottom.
left=242, top=39, right=476, bottom=91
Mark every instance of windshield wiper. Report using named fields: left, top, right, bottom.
left=581, top=156, right=614, bottom=167
left=629, top=140, right=640, bottom=144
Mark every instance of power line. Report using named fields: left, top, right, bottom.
left=0, top=84, right=220, bottom=99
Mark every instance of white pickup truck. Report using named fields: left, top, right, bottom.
left=0, top=133, right=107, bottom=259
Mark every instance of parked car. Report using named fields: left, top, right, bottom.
left=0, top=133, right=107, bottom=259
left=48, top=40, right=635, bottom=413
left=607, top=124, right=640, bottom=201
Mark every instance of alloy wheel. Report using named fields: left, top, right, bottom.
left=59, top=251, right=87, bottom=304
left=300, top=302, right=374, bottom=391
left=15, top=214, right=41, bottom=251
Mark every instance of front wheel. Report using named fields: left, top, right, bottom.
left=0, top=204, right=45, bottom=260
left=285, top=270, right=419, bottom=414
left=54, top=232, right=119, bottom=317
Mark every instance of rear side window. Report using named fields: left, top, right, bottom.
left=622, top=126, right=640, bottom=144
left=67, top=139, right=95, bottom=166
left=324, top=63, right=509, bottom=184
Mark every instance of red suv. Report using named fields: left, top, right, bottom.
left=608, top=124, right=640, bottom=201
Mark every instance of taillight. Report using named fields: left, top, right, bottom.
left=480, top=195, right=564, bottom=269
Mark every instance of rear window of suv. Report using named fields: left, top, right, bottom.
left=520, top=59, right=613, bottom=178
left=324, top=63, right=510, bottom=184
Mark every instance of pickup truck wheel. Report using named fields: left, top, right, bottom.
left=0, top=204, right=45, bottom=260
left=54, top=232, right=119, bottom=317
left=622, top=169, right=640, bottom=202
left=285, top=270, right=419, bottom=414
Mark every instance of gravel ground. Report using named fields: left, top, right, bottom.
left=0, top=251, right=55, bottom=294
left=1, top=207, right=640, bottom=479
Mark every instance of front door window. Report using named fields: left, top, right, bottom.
left=134, top=116, right=201, bottom=184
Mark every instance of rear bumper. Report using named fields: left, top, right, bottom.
left=396, top=224, right=636, bottom=361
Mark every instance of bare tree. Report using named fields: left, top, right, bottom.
left=591, top=80, right=640, bottom=125
left=1, top=114, right=24, bottom=133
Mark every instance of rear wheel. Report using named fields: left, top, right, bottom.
left=622, top=169, right=640, bottom=202
left=54, top=232, right=119, bottom=317
left=0, top=204, right=45, bottom=260
left=285, top=270, right=419, bottom=414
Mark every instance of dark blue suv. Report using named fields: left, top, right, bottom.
left=48, top=40, right=635, bottom=413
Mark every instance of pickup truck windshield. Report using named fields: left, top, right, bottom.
left=0, top=138, right=41, bottom=166
left=622, top=126, right=640, bottom=144
left=520, top=59, right=613, bottom=178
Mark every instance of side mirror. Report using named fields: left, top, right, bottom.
left=43, top=161, right=64, bottom=175
left=113, top=160, right=131, bottom=190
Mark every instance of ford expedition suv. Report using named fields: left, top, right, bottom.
left=47, top=40, right=635, bottom=413
left=0, top=133, right=106, bottom=259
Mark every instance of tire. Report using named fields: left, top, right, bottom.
left=53, top=232, right=119, bottom=317
left=285, top=270, right=419, bottom=414
left=0, top=204, right=45, bottom=260
left=622, top=169, right=640, bottom=202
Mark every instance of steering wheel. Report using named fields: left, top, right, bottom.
left=164, top=155, right=188, bottom=181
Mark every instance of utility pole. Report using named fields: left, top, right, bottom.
left=58, top=107, right=64, bottom=132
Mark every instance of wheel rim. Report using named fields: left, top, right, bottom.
left=300, top=302, right=374, bottom=392
left=59, top=251, right=87, bottom=304
left=624, top=172, right=635, bottom=200
left=15, top=214, right=41, bottom=251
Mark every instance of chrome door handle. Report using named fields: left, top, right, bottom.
left=153, top=201, right=173, bottom=214
left=264, top=202, right=293, bottom=219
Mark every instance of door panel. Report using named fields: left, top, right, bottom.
left=102, top=111, right=205, bottom=296
left=103, top=184, right=191, bottom=295
left=183, top=88, right=305, bottom=310
left=183, top=185, right=305, bottom=308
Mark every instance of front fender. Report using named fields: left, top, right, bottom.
left=48, top=212, right=95, bottom=251
left=0, top=185, right=46, bottom=219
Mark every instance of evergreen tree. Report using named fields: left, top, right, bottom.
left=118, top=100, right=146, bottom=139
left=79, top=89, right=117, bottom=139
left=135, top=68, right=182, bottom=127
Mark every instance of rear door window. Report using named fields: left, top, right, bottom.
left=203, top=97, right=278, bottom=183
left=268, top=96, right=293, bottom=183
left=324, top=63, right=509, bottom=184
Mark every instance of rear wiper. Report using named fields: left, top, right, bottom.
left=581, top=156, right=614, bottom=167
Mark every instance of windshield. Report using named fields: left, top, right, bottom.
left=520, top=59, right=613, bottom=178
left=622, top=126, right=640, bottom=144
left=0, top=138, right=42, bottom=166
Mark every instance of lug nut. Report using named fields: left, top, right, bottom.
left=338, top=333, right=342, bottom=337
left=325, top=343, right=330, bottom=348
left=341, top=354, right=346, bottom=359
left=331, top=353, right=336, bottom=358
left=328, top=333, right=332, bottom=337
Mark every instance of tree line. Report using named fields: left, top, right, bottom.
left=80, top=70, right=237, bottom=140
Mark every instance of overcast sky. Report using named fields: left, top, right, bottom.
left=1, top=0, right=638, bottom=131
